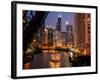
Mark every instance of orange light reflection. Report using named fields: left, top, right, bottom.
left=49, top=61, right=61, bottom=68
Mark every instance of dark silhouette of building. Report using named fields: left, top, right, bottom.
left=61, top=32, right=67, bottom=46
left=56, top=14, right=62, bottom=31
left=48, top=28, right=53, bottom=47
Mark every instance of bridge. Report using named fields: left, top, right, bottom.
left=41, top=47, right=82, bottom=55
left=42, top=47, right=54, bottom=50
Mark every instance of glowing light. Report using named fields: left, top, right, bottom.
left=83, top=50, right=87, bottom=55
left=69, top=52, right=73, bottom=58
left=45, top=28, right=48, bottom=32
left=67, top=44, right=69, bottom=47
left=33, top=39, right=36, bottom=42
left=70, top=45, right=72, bottom=47
left=58, top=13, right=61, bottom=18
left=88, top=18, right=90, bottom=21
left=66, top=21, right=69, bottom=25
left=23, top=62, right=30, bottom=69
left=51, top=53, right=61, bottom=61
left=75, top=48, right=80, bottom=53
left=49, top=61, right=61, bottom=68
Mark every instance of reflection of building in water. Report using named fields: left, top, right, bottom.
left=49, top=53, right=61, bottom=68
left=23, top=62, right=30, bottom=69
left=50, top=53, right=61, bottom=61
left=49, top=61, right=61, bottom=68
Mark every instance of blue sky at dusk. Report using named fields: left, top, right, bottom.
left=45, top=12, right=75, bottom=32
left=26, top=11, right=75, bottom=32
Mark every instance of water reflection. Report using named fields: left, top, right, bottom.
left=23, top=62, right=31, bottom=69
left=23, top=51, right=71, bottom=69
left=49, top=61, right=61, bottom=68
left=50, top=53, right=61, bottom=61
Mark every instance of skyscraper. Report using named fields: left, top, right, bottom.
left=53, top=30, right=62, bottom=47
left=75, top=13, right=91, bottom=50
left=53, top=14, right=62, bottom=47
left=84, top=14, right=91, bottom=47
left=66, top=23, right=74, bottom=46
left=56, top=14, right=62, bottom=31
left=48, top=27, right=53, bottom=47
left=75, top=13, right=85, bottom=49
left=61, top=32, right=67, bottom=47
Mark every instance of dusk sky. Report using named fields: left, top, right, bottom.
left=26, top=11, right=75, bottom=32
left=45, top=12, right=75, bottom=32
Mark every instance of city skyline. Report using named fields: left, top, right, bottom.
left=24, top=11, right=91, bottom=50
left=45, top=12, right=75, bottom=32
left=26, top=11, right=75, bottom=32
left=23, top=10, right=91, bottom=69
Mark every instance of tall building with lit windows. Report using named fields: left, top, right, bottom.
left=61, top=32, right=67, bottom=47
left=75, top=13, right=91, bottom=50
left=75, top=13, right=85, bottom=49
left=48, top=27, right=53, bottom=47
left=53, top=14, right=62, bottom=47
left=66, top=22, right=74, bottom=46
left=84, top=14, right=91, bottom=47
left=53, top=30, right=62, bottom=47
left=56, top=14, right=62, bottom=31
left=44, top=25, right=53, bottom=47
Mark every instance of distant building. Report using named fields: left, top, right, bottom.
left=44, top=26, right=53, bottom=47
left=39, top=22, right=45, bottom=46
left=48, top=28, right=53, bottom=47
left=56, top=14, right=62, bottom=31
left=53, top=14, right=62, bottom=47
left=61, top=32, right=67, bottom=47
left=53, top=30, right=62, bottom=47
left=66, top=24, right=74, bottom=46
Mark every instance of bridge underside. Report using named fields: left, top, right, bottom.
left=23, top=11, right=48, bottom=52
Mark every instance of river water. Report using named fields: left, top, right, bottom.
left=23, top=50, right=72, bottom=69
